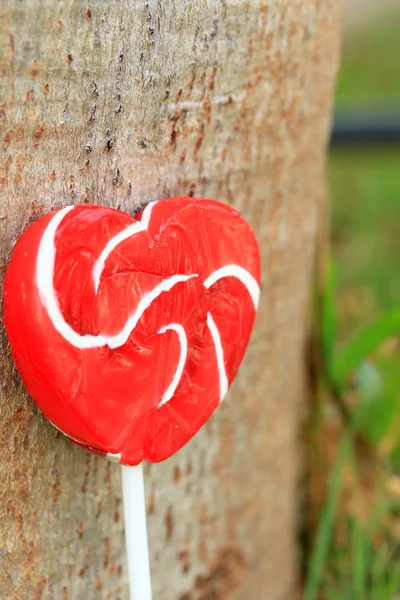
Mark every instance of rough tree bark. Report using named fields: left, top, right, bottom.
left=0, top=1, right=343, bottom=599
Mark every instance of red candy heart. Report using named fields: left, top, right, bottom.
left=4, top=198, right=260, bottom=465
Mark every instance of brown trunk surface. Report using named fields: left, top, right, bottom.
left=0, top=1, right=343, bottom=598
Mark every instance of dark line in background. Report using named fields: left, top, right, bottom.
left=330, top=110, right=400, bottom=145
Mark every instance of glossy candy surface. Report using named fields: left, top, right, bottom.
left=4, top=198, right=261, bottom=465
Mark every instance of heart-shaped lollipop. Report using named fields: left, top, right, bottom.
left=4, top=197, right=260, bottom=465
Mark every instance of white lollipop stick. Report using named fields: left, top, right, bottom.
left=121, top=463, right=152, bottom=600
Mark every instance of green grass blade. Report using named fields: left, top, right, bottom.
left=371, top=541, right=389, bottom=594
left=352, top=518, right=367, bottom=600
left=386, top=560, right=400, bottom=598
left=321, top=260, right=338, bottom=384
left=304, top=434, right=352, bottom=600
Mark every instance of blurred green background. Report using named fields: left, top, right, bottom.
left=305, top=8, right=400, bottom=600
left=330, top=12, right=400, bottom=338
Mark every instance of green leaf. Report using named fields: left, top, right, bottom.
left=304, top=434, right=352, bottom=600
left=354, top=391, right=397, bottom=445
left=321, top=260, right=338, bottom=382
left=355, top=361, right=382, bottom=397
left=352, top=362, right=396, bottom=444
left=353, top=358, right=400, bottom=444
left=391, top=444, right=400, bottom=469
left=333, top=306, right=400, bottom=388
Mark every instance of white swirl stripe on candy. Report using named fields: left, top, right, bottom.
left=204, top=265, right=260, bottom=310
left=35, top=203, right=260, bottom=411
left=157, top=324, right=188, bottom=407
left=206, top=313, right=229, bottom=402
left=93, top=202, right=157, bottom=293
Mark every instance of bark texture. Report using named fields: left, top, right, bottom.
left=0, top=1, right=343, bottom=598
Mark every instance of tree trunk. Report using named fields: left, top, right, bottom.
left=0, top=1, right=343, bottom=599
